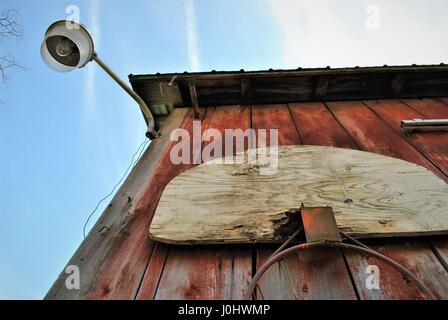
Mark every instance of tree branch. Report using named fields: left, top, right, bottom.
left=0, top=55, right=23, bottom=82
left=0, top=6, right=24, bottom=88
left=0, top=8, right=23, bottom=39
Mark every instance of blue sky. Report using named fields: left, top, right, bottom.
left=0, top=0, right=447, bottom=299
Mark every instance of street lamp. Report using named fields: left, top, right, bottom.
left=40, top=20, right=157, bottom=139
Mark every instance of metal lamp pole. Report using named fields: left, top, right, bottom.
left=92, top=53, right=157, bottom=139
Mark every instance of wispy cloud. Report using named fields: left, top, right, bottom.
left=83, top=0, right=100, bottom=120
left=266, top=0, right=365, bottom=68
left=80, top=0, right=122, bottom=182
left=185, top=0, right=200, bottom=71
left=267, top=0, right=448, bottom=68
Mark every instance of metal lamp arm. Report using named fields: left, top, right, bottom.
left=92, top=53, right=157, bottom=139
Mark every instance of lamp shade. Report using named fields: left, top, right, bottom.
left=41, top=20, right=94, bottom=72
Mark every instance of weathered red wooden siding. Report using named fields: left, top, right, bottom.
left=131, top=99, right=448, bottom=299
left=136, top=106, right=253, bottom=300
left=76, top=98, right=448, bottom=300
left=253, top=104, right=357, bottom=300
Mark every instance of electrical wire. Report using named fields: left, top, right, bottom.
left=82, top=137, right=150, bottom=238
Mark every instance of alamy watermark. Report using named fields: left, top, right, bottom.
left=65, top=265, right=80, bottom=290
left=366, top=4, right=381, bottom=30
left=65, top=5, right=80, bottom=29
left=365, top=265, right=380, bottom=290
left=169, top=121, right=279, bottom=175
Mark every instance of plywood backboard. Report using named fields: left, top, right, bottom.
left=150, top=146, right=448, bottom=244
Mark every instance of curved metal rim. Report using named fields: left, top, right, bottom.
left=44, top=20, right=95, bottom=65
left=245, top=240, right=437, bottom=300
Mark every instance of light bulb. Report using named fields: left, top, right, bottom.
left=55, top=39, right=73, bottom=57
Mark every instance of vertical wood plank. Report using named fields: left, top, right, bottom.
left=253, top=103, right=357, bottom=300
left=326, top=101, right=446, bottom=180
left=363, top=99, right=448, bottom=285
left=345, top=241, right=448, bottom=300
left=289, top=102, right=356, bottom=149
left=402, top=98, right=448, bottom=118
left=146, top=105, right=253, bottom=300
left=432, top=240, right=448, bottom=272
left=154, top=246, right=251, bottom=300
left=134, top=243, right=170, bottom=300
left=136, top=107, right=211, bottom=300
left=436, top=97, right=448, bottom=105
left=251, top=104, right=302, bottom=146
left=325, top=100, right=448, bottom=299
left=257, top=247, right=356, bottom=300
left=364, top=99, right=448, bottom=178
